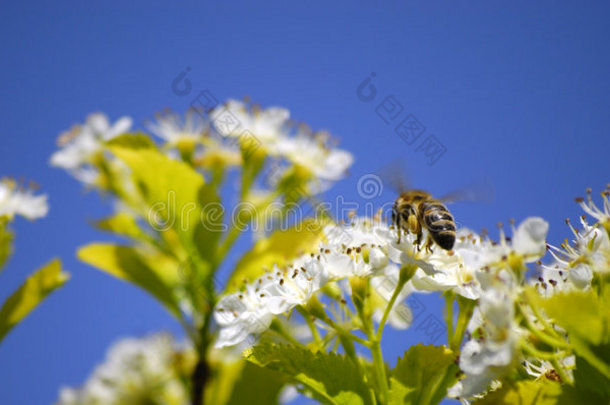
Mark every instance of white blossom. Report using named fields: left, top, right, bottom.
left=275, top=132, right=353, bottom=184
left=56, top=334, right=190, bottom=405
left=539, top=190, right=610, bottom=295
left=50, top=113, right=132, bottom=184
left=147, top=109, right=207, bottom=145
left=450, top=291, right=519, bottom=399
left=523, top=356, right=574, bottom=382
left=0, top=179, right=48, bottom=220
left=212, top=99, right=290, bottom=146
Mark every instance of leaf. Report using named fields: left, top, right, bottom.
left=0, top=259, right=68, bottom=342
left=0, top=217, right=13, bottom=270
left=224, top=361, right=286, bottom=405
left=94, top=212, right=153, bottom=242
left=572, top=348, right=610, bottom=397
left=77, top=243, right=181, bottom=318
left=528, top=288, right=610, bottom=382
left=473, top=381, right=562, bottom=405
left=109, top=145, right=206, bottom=239
left=193, top=182, right=222, bottom=266
left=226, top=219, right=325, bottom=292
left=528, top=288, right=610, bottom=346
left=105, top=132, right=156, bottom=149
left=245, top=343, right=372, bottom=405
left=389, top=344, right=459, bottom=405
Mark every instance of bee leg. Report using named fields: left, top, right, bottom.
left=392, top=207, right=402, bottom=243
left=425, top=236, right=434, bottom=253
left=408, top=214, right=421, bottom=250
left=415, top=231, right=422, bottom=251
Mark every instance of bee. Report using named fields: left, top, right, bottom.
left=381, top=162, right=492, bottom=252
left=392, top=190, right=456, bottom=251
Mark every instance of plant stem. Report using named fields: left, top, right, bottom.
left=375, top=279, right=406, bottom=341
left=370, top=337, right=389, bottom=404
left=192, top=310, right=213, bottom=405
left=216, top=225, right=242, bottom=265
left=444, top=292, right=455, bottom=347
left=518, top=303, right=571, bottom=349
left=523, top=291, right=563, bottom=340
left=520, top=340, right=568, bottom=361
left=450, top=296, right=476, bottom=351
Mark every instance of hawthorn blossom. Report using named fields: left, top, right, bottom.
left=56, top=334, right=191, bottom=405
left=211, top=100, right=353, bottom=191
left=0, top=179, right=48, bottom=220
left=274, top=132, right=353, bottom=185
left=523, top=356, right=574, bottom=382
left=50, top=113, right=132, bottom=184
left=147, top=109, right=208, bottom=146
left=449, top=291, right=520, bottom=399
left=538, top=189, right=610, bottom=295
left=214, top=216, right=548, bottom=348
left=214, top=280, right=276, bottom=348
left=212, top=99, right=290, bottom=147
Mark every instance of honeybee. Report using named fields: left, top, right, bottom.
left=392, top=190, right=456, bottom=251
left=382, top=163, right=492, bottom=252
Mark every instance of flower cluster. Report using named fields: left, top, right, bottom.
left=52, top=102, right=354, bottom=198
left=56, top=334, right=193, bottom=405
left=0, top=178, right=48, bottom=220
left=50, top=113, right=132, bottom=185
left=214, top=216, right=549, bottom=350
left=210, top=99, right=353, bottom=192
left=49, top=102, right=610, bottom=404
left=538, top=188, right=610, bottom=295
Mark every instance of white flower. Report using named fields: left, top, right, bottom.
left=275, top=132, right=353, bottom=183
left=214, top=282, right=275, bottom=348
left=541, top=192, right=610, bottom=295
left=50, top=113, right=132, bottom=184
left=0, top=179, right=48, bottom=220
left=212, top=99, right=290, bottom=145
left=55, top=334, right=191, bottom=405
left=262, top=259, right=330, bottom=315
left=512, top=217, right=549, bottom=258
left=450, top=291, right=519, bottom=399
left=576, top=187, right=610, bottom=225
left=523, top=356, right=574, bottom=382
left=147, top=110, right=207, bottom=145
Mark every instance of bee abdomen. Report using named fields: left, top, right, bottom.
left=421, top=202, right=456, bottom=250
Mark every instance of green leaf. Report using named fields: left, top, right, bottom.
left=94, top=212, right=153, bottom=242
left=0, top=217, right=13, bottom=270
left=224, top=361, right=286, bottom=405
left=0, top=259, right=68, bottom=342
left=389, top=344, right=459, bottom=405
left=530, top=289, right=610, bottom=346
left=77, top=243, right=181, bottom=318
left=572, top=348, right=610, bottom=398
left=226, top=219, right=325, bottom=292
left=105, top=132, right=156, bottom=149
left=473, top=381, right=562, bottom=405
left=108, top=145, right=206, bottom=239
left=193, top=182, right=222, bottom=266
left=528, top=288, right=610, bottom=382
left=245, top=343, right=372, bottom=405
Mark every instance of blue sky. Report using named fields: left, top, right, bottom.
left=1, top=1, right=610, bottom=404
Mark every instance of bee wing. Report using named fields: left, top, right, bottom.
left=439, top=178, right=494, bottom=203
left=375, top=159, right=413, bottom=193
